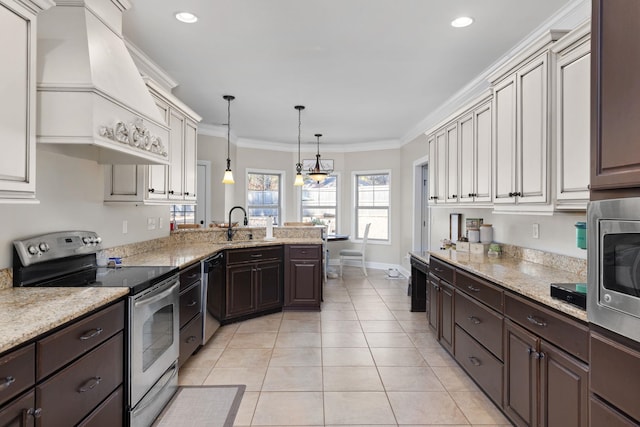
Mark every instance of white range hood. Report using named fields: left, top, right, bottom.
left=36, top=0, right=170, bottom=164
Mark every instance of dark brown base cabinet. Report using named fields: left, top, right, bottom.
left=590, top=328, right=640, bottom=425
left=0, top=301, right=125, bottom=427
left=178, top=262, right=203, bottom=367
left=284, top=245, right=322, bottom=310
left=429, top=256, right=590, bottom=427
left=216, top=246, right=283, bottom=323
left=409, top=256, right=428, bottom=312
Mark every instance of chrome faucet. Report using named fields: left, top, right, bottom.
left=227, top=206, right=249, bottom=241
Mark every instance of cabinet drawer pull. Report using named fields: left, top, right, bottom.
left=169, top=190, right=175, bottom=195
left=79, top=327, right=103, bottom=341
left=468, top=356, right=481, bottom=366
left=148, top=188, right=155, bottom=193
left=527, top=348, right=542, bottom=359
left=468, top=316, right=481, bottom=325
left=185, top=192, right=190, bottom=196
left=186, top=335, right=197, bottom=343
left=251, top=254, right=263, bottom=258
left=467, top=285, right=480, bottom=293
left=186, top=273, right=199, bottom=279
left=78, top=376, right=102, bottom=393
left=187, top=300, right=198, bottom=307
left=526, top=315, right=547, bottom=327
left=433, top=267, right=443, bottom=273
left=1, top=376, right=15, bottom=389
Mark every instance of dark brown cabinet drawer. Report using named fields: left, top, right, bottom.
left=455, top=291, right=503, bottom=360
left=455, top=269, right=503, bottom=312
left=0, top=344, right=35, bottom=407
left=590, top=395, right=639, bottom=427
left=37, top=301, right=125, bottom=380
left=591, top=331, right=640, bottom=422
left=0, top=390, right=35, bottom=427
left=227, top=246, right=282, bottom=265
left=36, top=332, right=124, bottom=427
left=179, top=313, right=203, bottom=368
left=287, top=245, right=321, bottom=260
left=429, top=257, right=454, bottom=283
left=454, top=325, right=503, bottom=405
left=180, top=262, right=201, bottom=291
left=505, top=293, right=588, bottom=362
left=77, top=385, right=123, bottom=427
left=179, top=281, right=202, bottom=328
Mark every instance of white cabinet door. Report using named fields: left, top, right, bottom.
left=147, top=94, right=170, bottom=201
left=0, top=1, right=40, bottom=201
left=427, top=134, right=438, bottom=204
left=183, top=119, right=197, bottom=202
left=517, top=53, right=549, bottom=204
left=168, top=109, right=185, bottom=200
left=435, top=129, right=447, bottom=204
left=474, top=102, right=492, bottom=203
left=493, top=75, right=517, bottom=205
left=556, top=42, right=590, bottom=207
left=445, top=122, right=459, bottom=203
left=458, top=114, right=474, bottom=203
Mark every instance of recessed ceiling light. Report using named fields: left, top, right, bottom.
left=175, top=12, right=198, bottom=24
left=451, top=16, right=474, bottom=28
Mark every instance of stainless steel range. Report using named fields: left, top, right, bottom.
left=13, top=231, right=180, bottom=427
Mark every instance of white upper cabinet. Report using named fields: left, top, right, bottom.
left=552, top=21, right=591, bottom=210
left=490, top=31, right=567, bottom=212
left=0, top=0, right=52, bottom=202
left=426, top=94, right=492, bottom=207
left=104, top=80, right=201, bottom=205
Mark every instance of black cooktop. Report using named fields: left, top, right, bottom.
left=26, top=265, right=179, bottom=295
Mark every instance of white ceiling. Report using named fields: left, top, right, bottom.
left=122, top=0, right=576, bottom=148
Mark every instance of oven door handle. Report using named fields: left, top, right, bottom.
left=134, top=281, right=179, bottom=308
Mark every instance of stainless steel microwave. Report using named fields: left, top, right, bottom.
left=588, top=198, right=640, bottom=342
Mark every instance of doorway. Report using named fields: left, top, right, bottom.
left=412, top=155, right=430, bottom=253
left=196, top=161, right=211, bottom=226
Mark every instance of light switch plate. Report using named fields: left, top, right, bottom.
left=532, top=223, right=540, bottom=239
left=147, top=217, right=157, bottom=230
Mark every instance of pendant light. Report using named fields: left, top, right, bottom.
left=308, top=133, right=328, bottom=183
left=294, top=105, right=305, bottom=186
left=222, top=95, right=235, bottom=184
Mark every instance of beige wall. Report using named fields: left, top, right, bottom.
left=0, top=149, right=169, bottom=269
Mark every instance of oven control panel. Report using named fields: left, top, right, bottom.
left=14, top=231, right=103, bottom=266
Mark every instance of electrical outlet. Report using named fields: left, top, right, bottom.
left=532, top=223, right=540, bottom=239
left=147, top=217, right=157, bottom=230
left=122, top=220, right=128, bottom=234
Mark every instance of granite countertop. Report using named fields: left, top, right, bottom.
left=0, top=287, right=129, bottom=354
left=0, top=237, right=322, bottom=354
left=410, top=250, right=588, bottom=322
left=121, top=238, right=323, bottom=268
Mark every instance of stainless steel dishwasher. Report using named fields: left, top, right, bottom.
left=202, top=251, right=224, bottom=344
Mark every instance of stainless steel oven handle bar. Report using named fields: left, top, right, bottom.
left=134, top=280, right=179, bottom=307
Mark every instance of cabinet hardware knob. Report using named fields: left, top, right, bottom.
left=468, top=316, right=481, bottom=325
left=27, top=408, right=42, bottom=419
left=468, top=356, right=481, bottom=366
left=467, top=285, right=480, bottom=293
left=527, top=347, right=543, bottom=359
left=185, top=192, right=190, bottom=195
left=468, top=193, right=473, bottom=197
left=451, top=194, right=457, bottom=198
left=1, top=376, right=15, bottom=389
left=79, top=327, right=103, bottom=341
left=508, top=192, right=514, bottom=197
left=186, top=336, right=197, bottom=343
left=148, top=188, right=155, bottom=193
left=78, top=376, right=102, bottom=393
left=169, top=190, right=175, bottom=194
left=526, top=315, right=547, bottom=327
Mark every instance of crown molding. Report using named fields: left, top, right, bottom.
left=400, top=0, right=589, bottom=146
left=236, top=137, right=402, bottom=153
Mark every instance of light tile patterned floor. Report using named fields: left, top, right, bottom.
left=179, top=267, right=513, bottom=426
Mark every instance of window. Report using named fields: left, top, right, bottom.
left=170, top=205, right=195, bottom=225
left=301, top=175, right=338, bottom=234
left=247, top=171, right=282, bottom=225
left=355, top=172, right=390, bottom=241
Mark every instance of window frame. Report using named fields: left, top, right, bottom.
left=352, top=169, right=392, bottom=244
left=245, top=168, right=286, bottom=225
left=299, top=172, right=340, bottom=234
